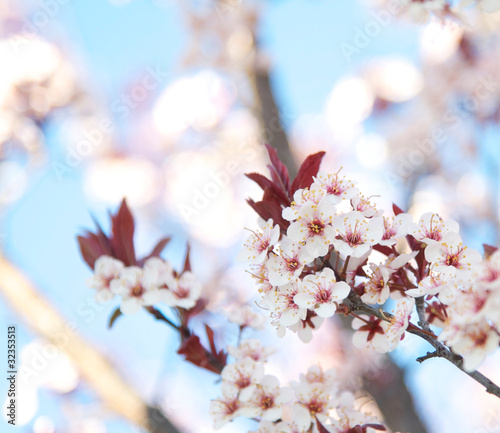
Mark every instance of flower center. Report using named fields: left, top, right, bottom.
left=174, top=285, right=190, bottom=298
left=315, top=288, right=331, bottom=303
left=308, top=218, right=325, bottom=235
left=445, top=253, right=460, bottom=268
left=131, top=284, right=145, bottom=297
left=260, top=395, right=274, bottom=410
left=285, top=258, right=299, bottom=272
left=346, top=232, right=362, bottom=246
left=307, top=399, right=324, bottom=415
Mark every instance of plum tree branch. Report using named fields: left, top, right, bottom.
left=0, top=255, right=182, bottom=433
left=343, top=292, right=500, bottom=399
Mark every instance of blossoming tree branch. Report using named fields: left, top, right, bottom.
left=78, top=145, right=500, bottom=433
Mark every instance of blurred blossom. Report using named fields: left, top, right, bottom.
left=153, top=70, right=234, bottom=139
left=325, top=77, right=373, bottom=141
left=80, top=418, right=107, bottom=433
left=409, top=188, right=449, bottom=219
left=84, top=157, right=160, bottom=206
left=355, top=133, right=388, bottom=167
left=0, top=161, right=29, bottom=205
left=420, top=20, right=463, bottom=64
left=364, top=58, right=423, bottom=102
left=290, top=114, right=339, bottom=160
left=2, top=339, right=80, bottom=426
left=457, top=172, right=488, bottom=208
left=0, top=37, right=62, bottom=87
left=20, top=340, right=79, bottom=394
left=33, top=416, right=56, bottom=433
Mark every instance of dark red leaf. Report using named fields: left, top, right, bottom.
left=110, top=199, right=137, bottom=266
left=247, top=199, right=289, bottom=232
left=265, top=143, right=291, bottom=198
left=177, top=335, right=224, bottom=374
left=205, top=324, right=217, bottom=356
left=372, top=244, right=394, bottom=257
left=108, top=308, right=123, bottom=328
left=77, top=233, right=112, bottom=270
left=138, top=237, right=171, bottom=266
left=392, top=203, right=405, bottom=215
left=245, top=172, right=290, bottom=206
left=178, top=335, right=209, bottom=367
left=483, top=243, right=498, bottom=258
left=183, top=243, right=191, bottom=273
left=406, top=234, right=421, bottom=252
left=363, top=424, right=386, bottom=431
left=291, top=151, right=325, bottom=193
left=315, top=417, right=330, bottom=433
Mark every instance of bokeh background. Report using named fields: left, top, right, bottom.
left=1, top=0, right=500, bottom=432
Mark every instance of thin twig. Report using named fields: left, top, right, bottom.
left=415, top=297, right=433, bottom=334
left=343, top=293, right=500, bottom=399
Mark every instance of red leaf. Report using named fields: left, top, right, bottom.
left=178, top=335, right=210, bottom=368
left=265, top=144, right=291, bottom=198
left=483, top=244, right=498, bottom=258
left=291, top=151, right=325, bottom=193
left=315, top=417, right=330, bottom=433
left=372, top=244, right=394, bottom=257
left=177, top=335, right=224, bottom=374
left=205, top=324, right=217, bottom=356
left=247, top=199, right=289, bottom=232
left=138, top=237, right=171, bottom=266
left=245, top=172, right=290, bottom=206
left=406, top=234, right=421, bottom=252
left=183, top=243, right=191, bottom=273
left=77, top=232, right=112, bottom=270
left=110, top=199, right=136, bottom=266
left=392, top=203, right=405, bottom=215
left=363, top=424, right=386, bottom=431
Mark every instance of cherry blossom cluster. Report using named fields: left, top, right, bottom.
left=388, top=0, right=500, bottom=22
left=86, top=255, right=202, bottom=315
left=211, top=338, right=386, bottom=432
left=243, top=166, right=500, bottom=372
left=406, top=214, right=500, bottom=371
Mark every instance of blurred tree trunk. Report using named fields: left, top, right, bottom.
left=0, top=255, right=181, bottom=433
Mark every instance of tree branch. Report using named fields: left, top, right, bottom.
left=0, top=255, right=182, bottom=433
left=343, top=292, right=500, bottom=399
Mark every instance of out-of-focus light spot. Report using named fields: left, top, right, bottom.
left=420, top=20, right=463, bottom=63
left=20, top=341, right=79, bottom=394
left=364, top=58, right=423, bottom=102
left=153, top=71, right=233, bottom=139
left=34, top=416, right=55, bottom=433
left=81, top=418, right=107, bottom=433
left=325, top=77, right=373, bottom=141
left=409, top=189, right=448, bottom=218
left=457, top=172, right=488, bottom=207
left=355, top=133, right=388, bottom=167
left=0, top=161, right=28, bottom=205
left=84, top=157, right=160, bottom=206
left=163, top=151, right=246, bottom=247
left=0, top=36, right=61, bottom=85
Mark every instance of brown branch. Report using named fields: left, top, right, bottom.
left=248, top=63, right=298, bottom=178
left=415, top=297, right=432, bottom=333
left=0, top=255, right=182, bottom=433
left=344, top=293, right=500, bottom=399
